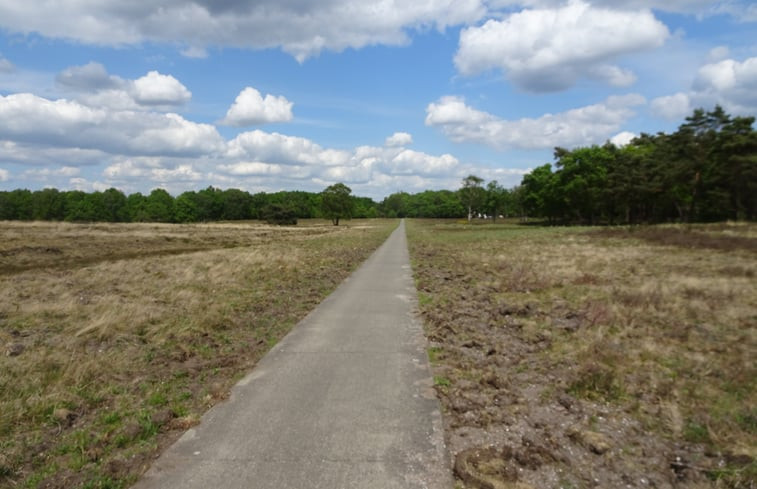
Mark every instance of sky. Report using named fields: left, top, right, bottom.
left=0, top=1, right=755, bottom=200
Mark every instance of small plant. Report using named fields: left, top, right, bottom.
left=427, top=346, right=443, bottom=364
left=568, top=362, right=624, bottom=402
left=683, top=420, right=711, bottom=444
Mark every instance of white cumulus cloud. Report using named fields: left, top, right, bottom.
left=0, top=1, right=487, bottom=62
left=692, top=57, right=757, bottom=114
left=425, top=94, right=646, bottom=149
left=651, top=56, right=757, bottom=120
left=385, top=132, right=413, bottom=147
left=221, top=87, right=294, bottom=126
left=56, top=63, right=192, bottom=110
left=226, top=130, right=348, bottom=166
left=0, top=93, right=224, bottom=157
left=454, top=0, right=669, bottom=92
left=218, top=129, right=461, bottom=186
left=0, top=168, right=9, bottom=181
left=650, top=92, right=692, bottom=121
left=610, top=131, right=637, bottom=147
left=132, top=71, right=192, bottom=106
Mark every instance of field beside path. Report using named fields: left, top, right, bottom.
left=0, top=219, right=397, bottom=489
left=407, top=219, right=756, bottom=489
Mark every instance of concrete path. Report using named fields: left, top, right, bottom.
left=133, top=220, right=451, bottom=489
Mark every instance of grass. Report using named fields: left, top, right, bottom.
left=407, top=219, right=756, bottom=489
left=0, top=219, right=396, bottom=488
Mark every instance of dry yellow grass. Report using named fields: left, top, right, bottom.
left=408, top=220, right=756, bottom=489
left=0, top=219, right=396, bottom=488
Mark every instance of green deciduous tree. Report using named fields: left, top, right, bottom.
left=485, top=180, right=510, bottom=223
left=320, top=183, right=354, bottom=226
left=459, top=175, right=485, bottom=222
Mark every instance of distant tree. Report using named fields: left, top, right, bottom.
left=459, top=175, right=485, bottom=222
left=352, top=196, right=379, bottom=218
left=553, top=145, right=612, bottom=225
left=143, top=188, right=174, bottom=222
left=221, top=188, right=253, bottom=220
left=63, top=190, right=88, bottom=221
left=485, top=180, right=510, bottom=223
left=31, top=188, right=65, bottom=220
left=321, top=183, right=354, bottom=226
left=101, top=188, right=128, bottom=222
left=126, top=192, right=148, bottom=222
left=520, top=164, right=559, bottom=223
left=262, top=203, right=298, bottom=225
left=174, top=191, right=200, bottom=223
left=381, top=192, right=410, bottom=218
left=196, top=186, right=224, bottom=220
left=0, top=189, right=33, bottom=220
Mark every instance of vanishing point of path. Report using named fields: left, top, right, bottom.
left=133, top=220, right=452, bottom=489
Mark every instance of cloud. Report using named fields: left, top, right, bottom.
left=0, top=85, right=470, bottom=197
left=385, top=132, right=413, bottom=147
left=0, top=55, right=14, bottom=73
left=454, top=0, right=668, bottom=92
left=0, top=168, right=9, bottom=181
left=221, top=87, right=294, bottom=126
left=488, top=0, right=737, bottom=16
left=226, top=129, right=349, bottom=166
left=22, top=166, right=80, bottom=178
left=650, top=92, right=692, bottom=121
left=425, top=94, right=646, bottom=149
left=692, top=57, right=757, bottom=114
left=131, top=71, right=192, bottom=106
left=0, top=93, right=224, bottom=157
left=651, top=57, right=757, bottom=119
left=180, top=46, right=208, bottom=59
left=383, top=149, right=458, bottom=176
left=220, top=130, right=460, bottom=185
left=610, top=131, right=636, bottom=147
left=707, top=46, right=730, bottom=62
left=0, top=1, right=487, bottom=61
left=56, top=62, right=122, bottom=91
left=56, top=63, right=191, bottom=110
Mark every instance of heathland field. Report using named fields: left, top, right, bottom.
left=2, top=219, right=755, bottom=489
left=0, top=219, right=396, bottom=488
left=408, top=220, right=756, bottom=489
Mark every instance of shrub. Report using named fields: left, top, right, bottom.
left=262, top=204, right=297, bottom=225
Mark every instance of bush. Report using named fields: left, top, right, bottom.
left=262, top=204, right=297, bottom=226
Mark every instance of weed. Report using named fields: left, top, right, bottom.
left=427, top=346, right=443, bottom=364
left=147, top=392, right=168, bottom=407
left=568, top=362, right=624, bottom=402
left=683, top=420, right=711, bottom=444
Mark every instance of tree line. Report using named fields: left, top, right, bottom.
left=0, top=183, right=474, bottom=224
left=1, top=107, right=753, bottom=225
left=0, top=185, right=379, bottom=224
left=517, top=106, right=756, bottom=224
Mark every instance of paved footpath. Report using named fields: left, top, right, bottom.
left=133, top=220, right=452, bottom=489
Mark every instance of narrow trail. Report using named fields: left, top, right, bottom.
left=133, top=220, right=452, bottom=489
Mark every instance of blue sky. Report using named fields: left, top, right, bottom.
left=0, top=0, right=755, bottom=200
